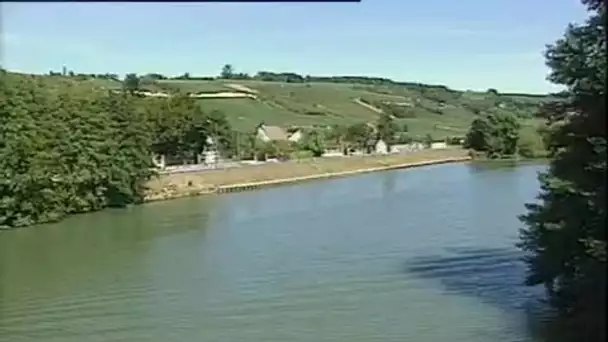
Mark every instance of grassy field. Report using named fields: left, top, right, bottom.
left=145, top=148, right=469, bottom=201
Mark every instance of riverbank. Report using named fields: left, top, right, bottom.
left=144, top=149, right=470, bottom=202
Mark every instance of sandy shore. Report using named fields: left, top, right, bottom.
left=144, top=149, right=470, bottom=202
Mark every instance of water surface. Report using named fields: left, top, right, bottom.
left=0, top=162, right=551, bottom=342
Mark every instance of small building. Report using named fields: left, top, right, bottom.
left=197, top=136, right=220, bottom=165
left=375, top=139, right=389, bottom=154
left=256, top=124, right=302, bottom=142
left=392, top=142, right=425, bottom=153
left=152, top=154, right=166, bottom=169
left=287, top=129, right=303, bottom=142
left=430, top=141, right=448, bottom=149
left=152, top=136, right=221, bottom=170
left=363, top=137, right=389, bottom=155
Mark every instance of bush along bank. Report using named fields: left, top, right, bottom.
left=463, top=111, right=550, bottom=160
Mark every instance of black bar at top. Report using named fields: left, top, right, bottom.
left=39, top=0, right=361, bottom=2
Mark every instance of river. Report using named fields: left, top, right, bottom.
left=0, top=162, right=557, bottom=342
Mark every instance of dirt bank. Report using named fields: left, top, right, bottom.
left=144, top=149, right=470, bottom=202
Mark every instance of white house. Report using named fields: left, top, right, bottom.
left=287, top=129, right=303, bottom=143
left=197, top=136, right=220, bottom=165
left=430, top=141, right=448, bottom=149
left=152, top=154, right=166, bottom=169
left=374, top=139, right=389, bottom=154
left=256, top=124, right=302, bottom=143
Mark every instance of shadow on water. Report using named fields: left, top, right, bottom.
left=404, top=246, right=580, bottom=342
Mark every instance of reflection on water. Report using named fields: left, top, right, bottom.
left=0, top=162, right=570, bottom=342
left=406, top=246, right=550, bottom=338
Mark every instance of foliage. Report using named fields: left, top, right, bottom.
left=445, top=136, right=465, bottom=145
left=517, top=127, right=548, bottom=159
left=395, top=133, right=413, bottom=145
left=518, top=1, right=606, bottom=340
left=291, top=150, right=315, bottom=160
left=122, top=73, right=140, bottom=94
left=345, top=123, right=374, bottom=151
left=298, top=130, right=326, bottom=157
left=220, top=64, right=234, bottom=79
left=206, top=110, right=236, bottom=158
left=464, top=112, right=521, bottom=158
left=270, top=140, right=295, bottom=160
left=0, top=73, right=152, bottom=227
left=0, top=72, right=234, bottom=229
left=423, top=134, right=434, bottom=148
left=376, top=113, right=399, bottom=147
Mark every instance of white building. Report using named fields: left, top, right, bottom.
left=374, top=139, right=389, bottom=154
left=256, top=124, right=303, bottom=143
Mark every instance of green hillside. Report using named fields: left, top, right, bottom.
left=13, top=71, right=551, bottom=139
left=155, top=78, right=550, bottom=138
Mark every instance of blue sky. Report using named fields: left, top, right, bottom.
left=2, top=0, right=588, bottom=94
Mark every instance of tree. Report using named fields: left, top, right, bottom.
left=345, top=123, right=374, bottom=152
left=123, top=73, right=140, bottom=94
left=375, top=113, right=399, bottom=149
left=464, top=112, right=521, bottom=158
left=0, top=70, right=237, bottom=229
left=205, top=110, right=235, bottom=158
left=221, top=64, right=234, bottom=79
left=423, top=134, right=433, bottom=148
left=518, top=0, right=606, bottom=340
left=0, top=72, right=157, bottom=228
left=517, top=126, right=548, bottom=159
left=299, top=130, right=325, bottom=157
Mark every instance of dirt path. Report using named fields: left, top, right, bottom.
left=144, top=149, right=469, bottom=202
left=224, top=83, right=259, bottom=94
left=353, top=98, right=383, bottom=114
left=192, top=92, right=257, bottom=99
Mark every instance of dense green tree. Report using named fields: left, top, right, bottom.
left=99, top=93, right=155, bottom=206
left=205, top=110, right=236, bottom=158
left=0, top=73, right=155, bottom=228
left=221, top=64, right=234, bottom=79
left=517, top=126, right=548, bottom=159
left=375, top=113, right=399, bottom=148
left=464, top=112, right=521, bottom=158
left=0, top=72, right=235, bottom=229
left=518, top=0, right=606, bottom=340
left=298, top=130, right=326, bottom=157
left=423, top=134, right=434, bottom=148
left=123, top=73, right=140, bottom=94
left=345, top=123, right=374, bottom=152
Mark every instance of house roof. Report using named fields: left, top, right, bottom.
left=261, top=125, right=289, bottom=140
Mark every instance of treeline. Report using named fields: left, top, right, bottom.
left=224, top=68, right=453, bottom=91
left=102, top=65, right=454, bottom=91
left=0, top=71, right=233, bottom=229
left=48, top=69, right=119, bottom=81
left=47, top=66, right=556, bottom=102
